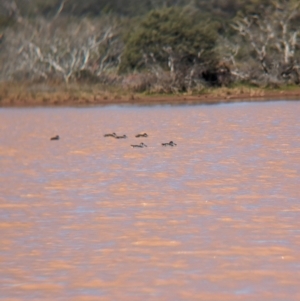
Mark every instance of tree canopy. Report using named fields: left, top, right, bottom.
left=120, top=7, right=218, bottom=72
left=1, top=0, right=300, bottom=89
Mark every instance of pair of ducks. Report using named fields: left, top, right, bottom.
left=104, top=133, right=127, bottom=139
left=104, top=132, right=148, bottom=139
left=131, top=141, right=176, bottom=148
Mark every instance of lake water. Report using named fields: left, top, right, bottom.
left=0, top=101, right=300, bottom=301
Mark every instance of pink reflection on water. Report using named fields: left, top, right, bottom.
left=0, top=101, right=300, bottom=300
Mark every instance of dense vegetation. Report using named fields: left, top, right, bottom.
left=0, top=0, right=274, bottom=19
left=1, top=0, right=300, bottom=93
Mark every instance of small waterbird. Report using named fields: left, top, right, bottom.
left=115, top=134, right=127, bottom=139
left=50, top=135, right=59, bottom=140
left=162, top=141, right=177, bottom=146
left=135, top=133, right=148, bottom=138
left=104, top=132, right=117, bottom=137
left=131, top=142, right=147, bottom=148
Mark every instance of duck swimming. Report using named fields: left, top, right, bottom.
left=104, top=132, right=117, bottom=137
left=135, top=133, right=148, bottom=138
left=50, top=135, right=59, bottom=140
left=115, top=134, right=127, bottom=139
left=131, top=142, right=147, bottom=148
left=162, top=141, right=177, bottom=146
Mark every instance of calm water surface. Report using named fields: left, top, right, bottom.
left=0, top=101, right=300, bottom=301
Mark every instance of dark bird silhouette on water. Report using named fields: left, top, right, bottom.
left=50, top=135, right=59, bottom=140
left=131, top=142, right=147, bottom=148
left=115, top=134, right=127, bottom=139
left=104, top=133, right=117, bottom=137
left=135, top=133, right=148, bottom=138
left=162, top=141, right=177, bottom=146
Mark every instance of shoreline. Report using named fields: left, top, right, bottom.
left=1, top=84, right=300, bottom=107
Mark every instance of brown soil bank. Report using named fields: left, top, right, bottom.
left=0, top=83, right=300, bottom=107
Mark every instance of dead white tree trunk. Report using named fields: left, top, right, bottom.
left=231, top=0, right=300, bottom=83
left=232, top=15, right=274, bottom=74
left=0, top=16, right=123, bottom=83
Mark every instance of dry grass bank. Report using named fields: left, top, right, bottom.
left=0, top=82, right=300, bottom=107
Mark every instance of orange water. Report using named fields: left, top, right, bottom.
left=0, top=101, right=300, bottom=301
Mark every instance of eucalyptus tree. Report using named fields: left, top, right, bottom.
left=234, top=0, right=300, bottom=85
left=0, top=16, right=123, bottom=83
left=120, top=6, right=220, bottom=91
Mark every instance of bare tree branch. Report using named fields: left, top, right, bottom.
left=0, top=16, right=123, bottom=83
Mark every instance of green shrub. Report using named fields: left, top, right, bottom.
left=120, top=6, right=219, bottom=73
